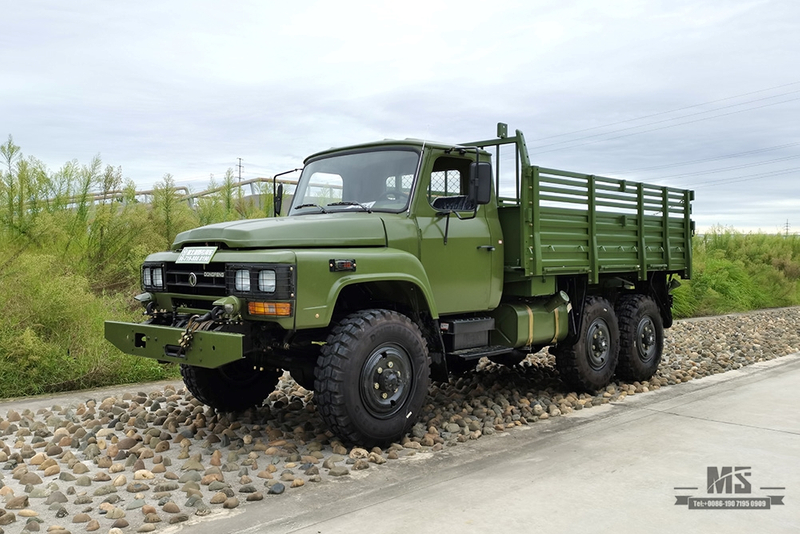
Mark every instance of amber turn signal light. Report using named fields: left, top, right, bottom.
left=248, top=302, right=292, bottom=316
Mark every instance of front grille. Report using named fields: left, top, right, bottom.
left=165, top=263, right=227, bottom=296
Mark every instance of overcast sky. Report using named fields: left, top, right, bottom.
left=2, top=0, right=798, bottom=232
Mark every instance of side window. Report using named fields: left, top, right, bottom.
left=428, top=156, right=472, bottom=211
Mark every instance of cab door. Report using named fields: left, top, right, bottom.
left=413, top=153, right=497, bottom=314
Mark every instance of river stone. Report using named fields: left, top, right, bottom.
left=328, top=466, right=350, bottom=477
left=106, top=507, right=125, bottom=519
left=93, top=485, right=116, bottom=496
left=126, top=499, right=146, bottom=510
left=45, top=491, right=67, bottom=505
left=19, top=473, right=43, bottom=485
left=178, top=471, right=201, bottom=483
left=181, top=459, right=204, bottom=472
left=72, top=513, right=91, bottom=523
left=5, top=495, right=28, bottom=509
left=169, top=513, right=189, bottom=524
left=162, top=501, right=180, bottom=513
left=267, top=483, right=285, bottom=495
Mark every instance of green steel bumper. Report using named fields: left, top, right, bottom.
left=104, top=321, right=243, bottom=369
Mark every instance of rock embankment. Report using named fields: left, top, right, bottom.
left=0, top=308, right=798, bottom=533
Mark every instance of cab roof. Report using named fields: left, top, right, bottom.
left=304, top=138, right=491, bottom=164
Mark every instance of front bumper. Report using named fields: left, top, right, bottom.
left=104, top=321, right=244, bottom=369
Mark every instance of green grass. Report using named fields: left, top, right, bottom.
left=672, top=227, right=800, bottom=318
left=0, top=249, right=178, bottom=397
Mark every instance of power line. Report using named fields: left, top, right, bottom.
left=531, top=96, right=800, bottom=155
left=529, top=90, right=800, bottom=153
left=656, top=154, right=800, bottom=181
left=691, top=167, right=800, bottom=188
left=609, top=141, right=800, bottom=174
left=527, top=81, right=800, bottom=144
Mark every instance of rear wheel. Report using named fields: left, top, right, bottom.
left=615, top=294, right=664, bottom=381
left=554, top=296, right=619, bottom=391
left=314, top=309, right=430, bottom=447
left=181, top=360, right=280, bottom=412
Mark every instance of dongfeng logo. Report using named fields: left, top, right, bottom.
left=188, top=273, right=197, bottom=287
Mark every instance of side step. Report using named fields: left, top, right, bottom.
left=447, top=345, right=514, bottom=362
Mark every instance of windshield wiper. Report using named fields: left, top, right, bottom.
left=327, top=201, right=372, bottom=213
left=293, top=203, right=328, bottom=213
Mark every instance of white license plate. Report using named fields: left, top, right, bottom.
left=176, top=246, right=218, bottom=265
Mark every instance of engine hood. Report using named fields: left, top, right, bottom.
left=172, top=213, right=388, bottom=250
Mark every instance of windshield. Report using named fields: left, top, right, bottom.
left=289, top=148, right=419, bottom=215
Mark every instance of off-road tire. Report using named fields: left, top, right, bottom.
left=181, top=360, right=280, bottom=412
left=314, top=309, right=430, bottom=447
left=615, top=294, right=664, bottom=381
left=554, top=296, right=619, bottom=391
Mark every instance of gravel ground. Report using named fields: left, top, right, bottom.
left=1, top=308, right=798, bottom=533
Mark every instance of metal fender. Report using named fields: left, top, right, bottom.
left=293, top=249, right=438, bottom=328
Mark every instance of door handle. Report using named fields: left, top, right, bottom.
left=477, top=245, right=496, bottom=251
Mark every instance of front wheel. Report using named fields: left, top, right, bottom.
left=181, top=360, right=280, bottom=412
left=554, top=296, right=619, bottom=391
left=314, top=309, right=430, bottom=447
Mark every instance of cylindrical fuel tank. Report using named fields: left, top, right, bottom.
left=490, top=292, right=570, bottom=348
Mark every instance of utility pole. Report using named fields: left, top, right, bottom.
left=786, top=219, right=790, bottom=238
left=237, top=158, right=244, bottom=183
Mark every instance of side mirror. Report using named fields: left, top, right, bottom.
left=274, top=183, right=284, bottom=216
left=469, top=162, right=493, bottom=205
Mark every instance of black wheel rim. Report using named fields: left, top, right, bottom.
left=586, top=318, right=611, bottom=370
left=636, top=316, right=657, bottom=363
left=360, top=343, right=412, bottom=419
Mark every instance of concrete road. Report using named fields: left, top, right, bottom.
left=205, top=354, right=800, bottom=534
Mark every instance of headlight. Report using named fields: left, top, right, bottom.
left=142, top=264, right=164, bottom=290
left=235, top=269, right=251, bottom=292
left=259, top=270, right=276, bottom=292
left=152, top=268, right=163, bottom=288
left=227, top=263, right=294, bottom=299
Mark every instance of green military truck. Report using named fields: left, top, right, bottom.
left=106, top=123, right=693, bottom=446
